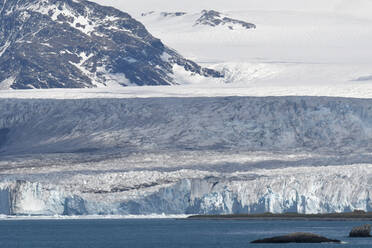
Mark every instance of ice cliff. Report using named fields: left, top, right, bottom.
left=1, top=96, right=372, bottom=216
left=0, top=164, right=371, bottom=216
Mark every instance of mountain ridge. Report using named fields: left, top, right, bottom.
left=0, top=0, right=222, bottom=89
left=141, top=10, right=256, bottom=31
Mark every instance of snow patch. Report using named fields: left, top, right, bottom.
left=0, top=41, right=11, bottom=57
left=5, top=82, right=372, bottom=100
left=73, top=14, right=96, bottom=34
left=28, top=2, right=97, bottom=35
left=171, top=64, right=222, bottom=85
left=104, top=73, right=132, bottom=87
left=0, top=77, right=15, bottom=90
left=69, top=52, right=103, bottom=87
left=160, top=52, right=172, bottom=62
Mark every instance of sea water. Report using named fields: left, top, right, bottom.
left=0, top=219, right=371, bottom=248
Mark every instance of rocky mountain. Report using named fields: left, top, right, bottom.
left=0, top=0, right=222, bottom=89
left=141, top=10, right=256, bottom=31
left=141, top=11, right=187, bottom=18
left=195, top=10, right=256, bottom=30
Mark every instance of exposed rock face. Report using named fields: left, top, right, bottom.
left=159, top=12, right=186, bottom=18
left=349, top=224, right=372, bottom=237
left=194, top=10, right=256, bottom=30
left=354, top=75, right=372, bottom=82
left=139, top=10, right=256, bottom=32
left=0, top=0, right=222, bottom=89
left=251, top=232, right=341, bottom=244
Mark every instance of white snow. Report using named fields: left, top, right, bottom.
left=103, top=72, right=132, bottom=87
left=160, top=52, right=171, bottom=62
left=68, top=53, right=133, bottom=88
left=4, top=83, right=372, bottom=99
left=171, top=65, right=219, bottom=85
left=0, top=77, right=15, bottom=90
left=92, top=0, right=372, bottom=21
left=137, top=9, right=372, bottom=89
left=27, top=2, right=94, bottom=35
left=72, top=15, right=96, bottom=34
left=26, top=1, right=123, bottom=37
left=69, top=52, right=103, bottom=87
left=0, top=41, right=10, bottom=57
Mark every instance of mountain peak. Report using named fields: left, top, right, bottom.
left=195, top=10, right=256, bottom=30
left=0, top=0, right=222, bottom=89
left=140, top=10, right=256, bottom=31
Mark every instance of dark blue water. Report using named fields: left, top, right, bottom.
left=0, top=219, right=371, bottom=248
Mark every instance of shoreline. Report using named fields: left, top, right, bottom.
left=187, top=213, right=372, bottom=221
left=2, top=213, right=372, bottom=221
left=0, top=214, right=191, bottom=221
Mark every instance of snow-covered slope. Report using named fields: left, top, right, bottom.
left=137, top=9, right=372, bottom=87
left=93, top=0, right=372, bottom=21
left=141, top=10, right=256, bottom=31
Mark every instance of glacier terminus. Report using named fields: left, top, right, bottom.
left=1, top=96, right=372, bottom=216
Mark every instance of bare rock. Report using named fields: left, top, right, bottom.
left=349, top=224, right=371, bottom=237
left=251, top=232, right=341, bottom=244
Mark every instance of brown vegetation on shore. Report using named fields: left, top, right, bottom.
left=188, top=211, right=372, bottom=220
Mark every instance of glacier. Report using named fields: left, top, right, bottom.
left=2, top=96, right=372, bottom=155
left=0, top=165, right=371, bottom=216
left=1, top=96, right=372, bottom=216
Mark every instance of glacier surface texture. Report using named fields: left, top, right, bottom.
left=1, top=96, right=372, bottom=215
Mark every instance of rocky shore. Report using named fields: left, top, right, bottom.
left=188, top=212, right=372, bottom=220
left=251, top=232, right=341, bottom=244
left=349, top=224, right=371, bottom=237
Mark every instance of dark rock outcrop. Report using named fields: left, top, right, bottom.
left=251, top=232, right=341, bottom=244
left=160, top=12, right=187, bottom=18
left=194, top=10, right=256, bottom=30
left=349, top=224, right=371, bottom=237
left=0, top=0, right=222, bottom=89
